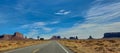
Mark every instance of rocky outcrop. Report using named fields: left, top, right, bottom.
left=0, top=34, right=12, bottom=40
left=50, top=36, right=61, bottom=40
left=103, top=32, right=120, bottom=38
left=12, top=32, right=24, bottom=40
left=51, top=36, right=57, bottom=40
left=88, top=36, right=93, bottom=39
left=0, top=32, right=25, bottom=40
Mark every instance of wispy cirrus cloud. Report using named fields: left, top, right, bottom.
left=21, top=22, right=46, bottom=28
left=55, top=10, right=71, bottom=15
left=21, top=22, right=52, bottom=32
left=25, top=29, right=39, bottom=38
left=50, top=21, right=60, bottom=24
left=52, top=1, right=120, bottom=39
left=55, top=22, right=120, bottom=39
left=85, top=2, right=120, bottom=23
left=21, top=21, right=53, bottom=39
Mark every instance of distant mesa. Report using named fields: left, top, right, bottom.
left=88, top=36, right=93, bottom=39
left=69, top=36, right=78, bottom=40
left=69, top=37, right=76, bottom=39
left=50, top=36, right=61, bottom=40
left=0, top=34, right=12, bottom=40
left=0, top=32, right=25, bottom=40
left=12, top=32, right=24, bottom=40
left=103, top=32, right=120, bottom=38
left=50, top=36, right=79, bottom=40
left=40, top=38, right=44, bottom=40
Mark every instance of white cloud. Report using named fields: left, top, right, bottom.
left=25, top=29, right=39, bottom=39
left=19, top=0, right=120, bottom=39
left=22, top=22, right=53, bottom=39
left=41, top=27, right=52, bottom=32
left=33, top=22, right=47, bottom=28
left=55, top=9, right=71, bottom=15
left=21, top=22, right=52, bottom=32
left=50, top=21, right=60, bottom=24
left=85, top=2, right=120, bottom=23
left=25, top=29, right=51, bottom=39
left=54, top=22, right=120, bottom=39
left=79, top=24, right=97, bottom=28
left=52, top=1, right=120, bottom=39
left=21, top=22, right=46, bottom=28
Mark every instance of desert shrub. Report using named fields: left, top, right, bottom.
left=8, top=43, right=12, bottom=46
left=83, top=43, right=93, bottom=47
left=95, top=42, right=104, bottom=46
left=94, top=46, right=104, bottom=51
left=16, top=42, right=23, bottom=45
left=104, top=45, right=108, bottom=47
left=112, top=43, right=119, bottom=47
left=87, top=40, right=93, bottom=43
left=107, top=40, right=116, bottom=43
left=106, top=48, right=115, bottom=52
left=2, top=45, right=8, bottom=47
left=73, top=46, right=77, bottom=48
left=117, top=48, right=120, bottom=51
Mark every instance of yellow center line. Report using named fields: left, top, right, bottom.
left=32, top=48, right=39, bottom=53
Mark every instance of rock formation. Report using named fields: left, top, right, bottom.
left=103, top=32, right=120, bottom=38
left=0, top=32, right=25, bottom=40
left=69, top=36, right=78, bottom=40
left=88, top=36, right=93, bottom=39
left=12, top=32, right=24, bottom=40
left=0, top=34, right=12, bottom=40
left=50, top=36, right=61, bottom=40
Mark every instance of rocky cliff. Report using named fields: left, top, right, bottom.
left=103, top=32, right=120, bottom=38
left=0, top=32, right=25, bottom=40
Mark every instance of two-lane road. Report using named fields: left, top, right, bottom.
left=4, top=41, right=73, bottom=53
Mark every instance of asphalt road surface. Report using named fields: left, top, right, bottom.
left=4, top=41, right=73, bottom=53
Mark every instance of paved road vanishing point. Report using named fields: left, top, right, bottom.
left=4, top=41, right=73, bottom=53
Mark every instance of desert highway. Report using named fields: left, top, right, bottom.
left=4, top=41, right=73, bottom=53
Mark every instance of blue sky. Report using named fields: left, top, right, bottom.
left=0, top=0, right=120, bottom=39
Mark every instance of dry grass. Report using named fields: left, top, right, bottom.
left=0, top=40, right=48, bottom=52
left=59, top=39, right=120, bottom=53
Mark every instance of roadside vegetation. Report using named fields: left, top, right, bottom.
left=59, top=39, right=120, bottom=53
left=0, top=40, right=48, bottom=52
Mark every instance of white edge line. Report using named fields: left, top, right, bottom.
left=56, top=41, right=69, bottom=53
